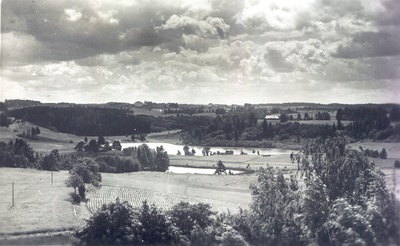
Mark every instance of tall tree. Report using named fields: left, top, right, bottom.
left=137, top=144, right=155, bottom=169
left=155, top=145, right=169, bottom=171
left=41, top=149, right=61, bottom=171
left=71, top=158, right=101, bottom=186
left=66, top=173, right=84, bottom=194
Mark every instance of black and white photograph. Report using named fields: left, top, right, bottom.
left=1, top=0, right=400, bottom=245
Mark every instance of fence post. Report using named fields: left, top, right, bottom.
left=12, top=182, right=14, bottom=207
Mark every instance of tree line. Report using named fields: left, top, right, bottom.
left=5, top=105, right=400, bottom=146
left=336, top=106, right=399, bottom=140
left=7, top=106, right=151, bottom=136
left=0, top=138, right=170, bottom=173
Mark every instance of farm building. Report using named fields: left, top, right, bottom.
left=264, top=114, right=280, bottom=120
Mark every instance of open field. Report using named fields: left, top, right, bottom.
left=90, top=171, right=257, bottom=214
left=146, top=129, right=183, bottom=145
left=170, top=154, right=296, bottom=171
left=0, top=167, right=256, bottom=236
left=0, top=168, right=90, bottom=235
left=0, top=122, right=82, bottom=154
left=348, top=141, right=400, bottom=159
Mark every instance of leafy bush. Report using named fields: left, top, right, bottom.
left=77, top=199, right=141, bottom=245
left=380, top=148, right=388, bottom=159
left=139, top=201, right=180, bottom=245
left=190, top=226, right=217, bottom=246
left=169, top=202, right=215, bottom=238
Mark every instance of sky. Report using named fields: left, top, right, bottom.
left=1, top=0, right=399, bottom=105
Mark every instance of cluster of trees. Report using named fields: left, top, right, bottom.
left=0, top=112, right=9, bottom=127
left=182, top=117, right=339, bottom=147
left=77, top=135, right=400, bottom=245
left=123, top=144, right=170, bottom=172
left=163, top=106, right=211, bottom=115
left=66, top=158, right=102, bottom=203
left=0, top=139, right=37, bottom=168
left=8, top=106, right=151, bottom=136
left=96, top=155, right=140, bottom=173
left=75, top=142, right=170, bottom=173
left=334, top=106, right=400, bottom=140
left=17, top=126, right=41, bottom=140
left=314, top=111, right=331, bottom=120
left=0, top=139, right=80, bottom=171
left=75, top=136, right=122, bottom=152
left=1, top=137, right=169, bottom=174
left=360, top=147, right=388, bottom=159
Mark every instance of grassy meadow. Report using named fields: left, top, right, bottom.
left=0, top=122, right=83, bottom=154
left=0, top=167, right=256, bottom=236
left=0, top=168, right=90, bottom=234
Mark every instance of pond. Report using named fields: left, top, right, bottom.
left=166, top=166, right=245, bottom=175
left=121, top=142, right=294, bottom=156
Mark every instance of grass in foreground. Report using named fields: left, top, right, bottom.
left=0, top=168, right=89, bottom=234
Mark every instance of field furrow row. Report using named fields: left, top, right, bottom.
left=87, top=186, right=241, bottom=214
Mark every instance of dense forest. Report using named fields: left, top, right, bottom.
left=7, top=106, right=152, bottom=136
left=337, top=106, right=399, bottom=140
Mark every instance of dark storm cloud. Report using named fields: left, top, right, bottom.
left=377, top=0, right=400, bottom=26
left=334, top=31, right=400, bottom=58
left=1, top=0, right=232, bottom=64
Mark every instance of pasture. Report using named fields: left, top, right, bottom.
left=169, top=154, right=296, bottom=171
left=0, top=168, right=90, bottom=234
left=0, top=167, right=256, bottom=237
left=1, top=122, right=82, bottom=154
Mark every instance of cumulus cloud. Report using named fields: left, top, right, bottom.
left=235, top=0, right=314, bottom=31
left=263, top=39, right=329, bottom=73
left=64, top=8, right=83, bottom=22
left=1, top=0, right=399, bottom=104
left=156, top=15, right=230, bottom=39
